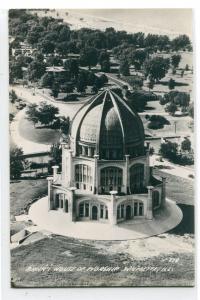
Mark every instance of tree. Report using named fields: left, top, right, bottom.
left=9, top=61, right=23, bottom=83
left=64, top=59, right=79, bottom=79
left=93, top=75, right=107, bottom=90
left=165, top=102, right=177, bottom=115
left=181, top=138, right=191, bottom=152
left=159, top=141, right=178, bottom=161
left=41, top=72, right=54, bottom=88
left=39, top=39, right=55, bottom=54
left=59, top=116, right=70, bottom=135
left=27, top=30, right=41, bottom=45
left=188, top=102, right=194, bottom=118
left=99, top=51, right=110, bottom=72
left=76, top=71, right=87, bottom=93
left=61, top=82, right=75, bottom=94
left=173, top=92, right=190, bottom=107
left=163, top=91, right=190, bottom=108
left=147, top=77, right=155, bottom=91
left=37, top=102, right=59, bottom=126
left=132, top=49, right=147, bottom=70
left=26, top=103, right=39, bottom=127
left=59, top=26, right=70, bottom=42
left=171, top=54, right=181, bottom=69
left=144, top=57, right=170, bottom=82
left=119, top=60, right=130, bottom=76
left=51, top=82, right=60, bottom=98
left=126, top=91, right=147, bottom=112
left=9, top=90, right=18, bottom=103
left=171, top=35, right=191, bottom=51
left=99, top=74, right=108, bottom=85
left=149, top=147, right=155, bottom=155
left=10, top=146, right=25, bottom=179
left=28, top=60, right=46, bottom=81
left=147, top=115, right=170, bottom=129
left=185, top=64, right=189, bottom=71
left=46, top=55, right=63, bottom=67
left=100, top=60, right=110, bottom=72
left=80, top=47, right=98, bottom=70
left=49, top=143, right=62, bottom=172
left=168, top=78, right=176, bottom=90
left=33, top=51, right=44, bottom=63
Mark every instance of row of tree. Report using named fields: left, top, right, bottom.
left=9, top=10, right=192, bottom=55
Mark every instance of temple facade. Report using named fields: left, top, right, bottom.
left=47, top=89, right=166, bottom=225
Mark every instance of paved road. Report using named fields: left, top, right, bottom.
left=10, top=108, right=51, bottom=154
left=150, top=154, right=194, bottom=180
left=10, top=85, right=83, bottom=119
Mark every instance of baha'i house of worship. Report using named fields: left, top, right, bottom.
left=47, top=88, right=167, bottom=226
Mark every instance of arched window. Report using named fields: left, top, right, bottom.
left=100, top=167, right=123, bottom=193
left=133, top=201, right=144, bottom=216
left=55, top=194, right=59, bottom=208
left=100, top=204, right=108, bottom=219
left=130, top=164, right=144, bottom=194
left=153, top=190, right=160, bottom=208
left=75, top=164, right=92, bottom=191
left=79, top=203, right=84, bottom=217
left=117, top=204, right=125, bottom=219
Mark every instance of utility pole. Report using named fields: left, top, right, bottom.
left=174, top=121, right=177, bottom=134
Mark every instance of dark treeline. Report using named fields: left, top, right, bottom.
left=9, top=9, right=193, bottom=103
left=9, top=9, right=192, bottom=56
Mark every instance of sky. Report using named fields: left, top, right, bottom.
left=67, top=9, right=193, bottom=39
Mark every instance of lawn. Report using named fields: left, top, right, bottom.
left=11, top=234, right=194, bottom=287
left=10, top=171, right=195, bottom=288
left=153, top=169, right=194, bottom=205
left=18, top=114, right=61, bottom=145
left=10, top=179, right=48, bottom=217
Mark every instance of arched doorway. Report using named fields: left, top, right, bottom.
left=92, top=206, right=98, bottom=220
left=100, top=167, right=123, bottom=193
left=126, top=205, right=132, bottom=220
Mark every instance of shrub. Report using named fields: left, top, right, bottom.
left=148, top=115, right=170, bottom=129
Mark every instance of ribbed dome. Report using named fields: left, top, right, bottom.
left=70, top=89, right=145, bottom=159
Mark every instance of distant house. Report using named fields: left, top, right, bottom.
left=11, top=42, right=36, bottom=57
left=67, top=53, right=80, bottom=59
left=46, top=66, right=66, bottom=73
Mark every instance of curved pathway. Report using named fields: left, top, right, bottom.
left=10, top=108, right=51, bottom=154
left=10, top=85, right=83, bottom=154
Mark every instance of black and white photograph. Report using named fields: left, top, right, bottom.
left=7, top=8, right=195, bottom=288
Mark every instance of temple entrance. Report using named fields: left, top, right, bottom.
left=100, top=167, right=123, bottom=193
left=126, top=205, right=132, bottom=220
left=92, top=206, right=98, bottom=220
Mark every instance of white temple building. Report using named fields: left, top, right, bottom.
left=47, top=89, right=166, bottom=225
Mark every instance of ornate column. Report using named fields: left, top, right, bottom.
left=125, top=154, right=130, bottom=194
left=61, top=142, right=68, bottom=185
left=82, top=146, right=86, bottom=156
left=52, top=166, right=59, bottom=181
left=93, top=155, right=99, bottom=194
left=109, top=191, right=118, bottom=225
left=68, top=149, right=73, bottom=186
left=68, top=187, right=76, bottom=222
left=145, top=141, right=150, bottom=185
left=161, top=177, right=166, bottom=208
left=146, top=186, right=154, bottom=220
left=88, top=147, right=92, bottom=157
left=47, top=177, right=54, bottom=211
